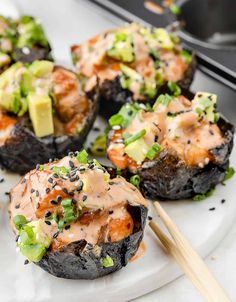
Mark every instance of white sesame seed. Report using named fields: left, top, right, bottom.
left=55, top=185, right=62, bottom=191
left=198, top=162, right=204, bottom=168
left=112, top=125, right=121, bottom=130
left=205, top=158, right=210, bottom=164
left=22, top=47, right=30, bottom=55
left=68, top=233, right=74, bottom=238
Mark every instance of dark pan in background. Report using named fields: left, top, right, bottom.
left=88, top=0, right=236, bottom=122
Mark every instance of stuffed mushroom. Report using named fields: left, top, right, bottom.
left=71, top=23, right=196, bottom=117
left=0, top=60, right=98, bottom=174
left=0, top=15, right=52, bottom=73
left=9, top=151, right=147, bottom=279
left=107, top=91, right=234, bottom=200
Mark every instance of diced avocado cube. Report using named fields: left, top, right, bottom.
left=120, top=64, right=143, bottom=90
left=107, top=32, right=135, bottom=63
left=20, top=243, right=46, bottom=262
left=153, top=28, right=174, bottom=50
left=29, top=60, right=54, bottom=77
left=28, top=220, right=51, bottom=248
left=125, top=138, right=149, bottom=163
left=193, top=92, right=217, bottom=123
left=28, top=93, right=54, bottom=137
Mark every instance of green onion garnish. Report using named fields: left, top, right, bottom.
left=224, top=167, right=235, bottom=181
left=109, top=114, right=124, bottom=127
left=101, top=255, right=114, bottom=268
left=130, top=175, right=141, bottom=189
left=169, top=4, right=181, bottom=15
left=181, top=50, right=192, bottom=64
left=76, top=150, right=88, bottom=164
left=13, top=215, right=28, bottom=230
left=52, top=166, right=69, bottom=176
left=146, top=143, right=161, bottom=160
left=193, top=189, right=215, bottom=201
left=124, top=129, right=146, bottom=145
left=154, top=94, right=173, bottom=108
left=167, top=80, right=181, bottom=97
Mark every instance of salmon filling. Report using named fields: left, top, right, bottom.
left=9, top=153, right=147, bottom=254
left=71, top=23, right=190, bottom=100
left=108, top=92, right=224, bottom=172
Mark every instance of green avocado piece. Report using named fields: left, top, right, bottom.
left=18, top=219, right=51, bottom=262
left=193, top=92, right=217, bottom=123
left=20, top=69, right=34, bottom=96
left=124, top=138, right=149, bottom=163
left=28, top=93, right=54, bottom=137
left=107, top=32, right=135, bottom=63
left=120, top=63, right=143, bottom=90
left=29, top=60, right=54, bottom=77
left=153, top=28, right=174, bottom=50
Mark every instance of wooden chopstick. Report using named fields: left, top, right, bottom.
left=149, top=201, right=231, bottom=302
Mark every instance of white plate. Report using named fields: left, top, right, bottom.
left=0, top=1, right=236, bottom=302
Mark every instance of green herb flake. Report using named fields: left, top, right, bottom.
left=154, top=94, right=173, bottom=108
left=130, top=175, right=141, bottom=189
left=167, top=80, right=181, bottom=97
left=101, top=255, right=114, bottom=268
left=146, top=143, right=161, bottom=160
left=76, top=150, right=88, bottom=164
left=124, top=129, right=146, bottom=145
left=52, top=166, right=69, bottom=176
left=181, top=50, right=192, bottom=64
left=193, top=189, right=215, bottom=201
left=224, top=167, right=235, bottom=181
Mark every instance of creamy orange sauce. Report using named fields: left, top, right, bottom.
left=9, top=156, right=147, bottom=251
left=0, top=111, right=16, bottom=146
left=108, top=95, right=224, bottom=170
left=71, top=23, right=188, bottom=100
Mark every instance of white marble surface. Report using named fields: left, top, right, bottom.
left=2, top=0, right=236, bottom=301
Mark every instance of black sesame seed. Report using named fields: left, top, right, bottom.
left=148, top=216, right=153, bottom=221
left=30, top=188, right=35, bottom=194
left=221, top=199, right=226, bottom=204
left=50, top=199, right=58, bottom=205
left=209, top=207, right=216, bottom=211
left=109, top=210, right=114, bottom=215
left=45, top=188, right=50, bottom=194
left=24, top=259, right=29, bottom=265
left=77, top=181, right=83, bottom=192
left=57, top=195, right=62, bottom=202
left=109, top=181, right=115, bottom=185
left=45, top=220, right=51, bottom=225
left=63, top=188, right=68, bottom=194
left=15, top=204, right=20, bottom=209
left=15, top=235, right=19, bottom=242
left=0, top=178, right=4, bottom=183
left=53, top=231, right=60, bottom=239
left=82, top=195, right=87, bottom=201
left=48, top=177, right=53, bottom=184
left=21, top=178, right=26, bottom=184
left=45, top=211, right=51, bottom=218
left=68, top=191, right=75, bottom=196
left=53, top=173, right=59, bottom=178
left=35, top=190, right=39, bottom=197
left=5, top=192, right=9, bottom=195
left=52, top=181, right=57, bottom=188
left=209, top=129, right=214, bottom=135
left=65, top=225, right=70, bottom=230
left=69, top=160, right=75, bottom=169
left=187, top=140, right=191, bottom=144
left=93, top=126, right=100, bottom=131
left=72, top=198, right=77, bottom=205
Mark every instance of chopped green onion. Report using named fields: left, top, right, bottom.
left=61, top=198, right=72, bottom=207
left=53, top=210, right=59, bottom=224
left=146, top=143, right=161, bottom=160
left=214, top=113, right=220, bottom=123
left=58, top=220, right=64, bottom=231
left=224, top=167, right=235, bottom=181
left=101, top=255, right=114, bottom=268
left=39, top=165, right=45, bottom=171
left=124, top=129, right=146, bottom=145
left=76, top=150, right=88, bottom=164
left=169, top=4, right=181, bottom=15
left=13, top=215, right=28, bottom=230
left=116, top=168, right=122, bottom=176
left=130, top=175, right=141, bottom=189
left=167, top=80, right=181, bottom=96
left=109, top=114, right=124, bottom=127
left=193, top=189, right=215, bottom=201
left=52, top=166, right=69, bottom=176
left=20, top=225, right=35, bottom=245
left=181, top=50, right=192, bottom=64
left=153, top=94, right=173, bottom=108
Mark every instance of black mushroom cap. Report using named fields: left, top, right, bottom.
left=96, top=53, right=197, bottom=119
left=37, top=203, right=147, bottom=279
left=138, top=116, right=234, bottom=200
left=0, top=92, right=99, bottom=175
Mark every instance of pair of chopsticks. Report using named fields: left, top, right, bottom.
left=149, top=201, right=231, bottom=302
